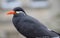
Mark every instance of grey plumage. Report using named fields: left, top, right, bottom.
left=12, top=7, right=59, bottom=38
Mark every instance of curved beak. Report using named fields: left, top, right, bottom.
left=7, top=10, right=16, bottom=15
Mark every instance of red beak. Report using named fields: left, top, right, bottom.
left=7, top=10, right=16, bottom=15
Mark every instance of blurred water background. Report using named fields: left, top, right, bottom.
left=0, top=0, right=60, bottom=38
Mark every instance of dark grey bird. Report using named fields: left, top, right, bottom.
left=7, top=7, right=59, bottom=38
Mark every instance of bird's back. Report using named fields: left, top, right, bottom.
left=12, top=14, right=59, bottom=37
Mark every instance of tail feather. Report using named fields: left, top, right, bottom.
left=51, top=31, right=60, bottom=36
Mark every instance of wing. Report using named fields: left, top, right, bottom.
left=15, top=17, right=51, bottom=37
left=13, top=16, right=59, bottom=37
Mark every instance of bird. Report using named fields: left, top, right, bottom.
left=7, top=7, right=59, bottom=38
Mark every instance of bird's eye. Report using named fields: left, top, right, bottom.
left=16, top=11, right=23, bottom=14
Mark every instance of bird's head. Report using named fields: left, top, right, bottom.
left=7, top=7, right=25, bottom=15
